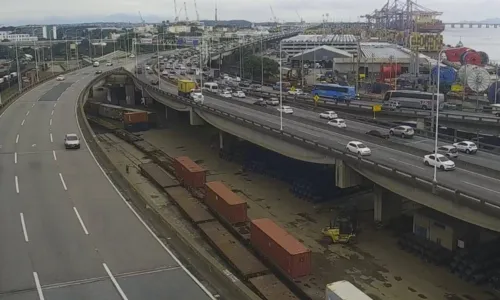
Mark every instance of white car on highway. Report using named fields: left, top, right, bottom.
left=277, top=105, right=294, bottom=114
left=106, top=62, right=113, bottom=66
left=220, top=91, right=232, bottom=98
left=453, top=141, right=478, bottom=154
left=232, top=91, right=246, bottom=98
left=288, top=89, right=304, bottom=95
left=346, top=141, right=371, bottom=156
left=423, top=153, right=455, bottom=171
left=64, top=133, right=80, bottom=149
left=56, top=75, right=65, bottom=81
left=328, top=118, right=346, bottom=128
left=319, top=111, right=338, bottom=119
left=266, top=97, right=279, bottom=106
left=191, top=92, right=204, bottom=104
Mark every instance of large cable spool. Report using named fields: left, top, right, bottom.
left=431, top=66, right=457, bottom=85
left=467, top=68, right=491, bottom=93
left=464, top=51, right=482, bottom=65
left=458, top=65, right=479, bottom=83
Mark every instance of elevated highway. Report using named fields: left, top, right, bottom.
left=94, top=66, right=500, bottom=232
left=0, top=56, right=216, bottom=299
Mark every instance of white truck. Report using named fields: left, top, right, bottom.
left=93, top=61, right=100, bottom=67
left=325, top=281, right=372, bottom=300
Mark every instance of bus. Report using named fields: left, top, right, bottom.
left=203, top=82, right=219, bottom=93
left=383, top=90, right=445, bottom=110
left=311, top=83, right=356, bottom=102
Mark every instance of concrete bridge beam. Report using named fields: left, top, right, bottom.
left=335, top=158, right=363, bottom=188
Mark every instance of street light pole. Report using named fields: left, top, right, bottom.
left=32, top=28, right=39, bottom=82
left=14, top=29, right=22, bottom=92
left=75, top=29, right=80, bottom=67
left=64, top=29, right=70, bottom=69
left=49, top=31, right=54, bottom=75
left=157, top=34, right=160, bottom=86
left=496, top=65, right=499, bottom=104
left=433, top=49, right=445, bottom=183
left=279, top=40, right=283, bottom=130
left=261, top=34, right=263, bottom=87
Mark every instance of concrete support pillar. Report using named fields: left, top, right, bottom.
left=165, top=106, right=168, bottom=120
left=189, top=107, right=205, bottom=126
left=219, top=131, right=224, bottom=149
left=125, top=85, right=135, bottom=105
left=373, top=185, right=403, bottom=223
left=335, top=158, right=363, bottom=188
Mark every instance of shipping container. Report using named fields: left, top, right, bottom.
left=250, top=218, right=311, bottom=279
left=123, top=111, right=148, bottom=124
left=173, top=156, right=206, bottom=188
left=205, top=181, right=247, bottom=224
left=124, top=122, right=149, bottom=132
left=325, top=280, right=372, bottom=300
left=178, top=79, right=196, bottom=97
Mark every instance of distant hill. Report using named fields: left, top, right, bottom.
left=460, top=18, right=500, bottom=24
left=200, top=20, right=252, bottom=27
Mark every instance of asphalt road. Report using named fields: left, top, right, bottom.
left=142, top=71, right=500, bottom=205
left=0, top=59, right=215, bottom=299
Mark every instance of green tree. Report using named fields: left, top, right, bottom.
left=242, top=55, right=279, bottom=81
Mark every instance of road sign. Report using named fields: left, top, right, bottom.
left=372, top=104, right=382, bottom=112
left=313, top=95, right=320, bottom=102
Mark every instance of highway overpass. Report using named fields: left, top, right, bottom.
left=94, top=64, right=500, bottom=232
left=0, top=55, right=218, bottom=299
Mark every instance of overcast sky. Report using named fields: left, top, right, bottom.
left=1, top=0, right=498, bottom=25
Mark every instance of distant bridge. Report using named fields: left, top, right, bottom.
left=444, top=23, right=500, bottom=28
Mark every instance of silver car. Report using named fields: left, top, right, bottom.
left=437, top=145, right=459, bottom=158
left=64, top=133, right=80, bottom=149
left=389, top=125, right=414, bottom=138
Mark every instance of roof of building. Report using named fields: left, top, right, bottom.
left=282, top=34, right=358, bottom=44
left=291, top=45, right=352, bottom=60
left=360, top=42, right=410, bottom=60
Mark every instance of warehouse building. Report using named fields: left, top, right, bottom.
left=289, top=45, right=353, bottom=69
left=280, top=34, right=359, bottom=56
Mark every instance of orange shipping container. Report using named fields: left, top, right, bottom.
left=173, top=156, right=206, bottom=188
left=205, top=181, right=247, bottom=224
left=123, top=111, right=148, bottom=124
left=250, top=218, right=311, bottom=279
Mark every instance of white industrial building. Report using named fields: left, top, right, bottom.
left=281, top=34, right=359, bottom=56
left=0, top=31, right=37, bottom=42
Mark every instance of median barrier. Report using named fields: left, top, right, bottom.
left=116, top=67, right=500, bottom=218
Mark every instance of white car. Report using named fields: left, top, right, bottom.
left=423, top=153, right=455, bottom=171
left=277, top=105, right=294, bottom=114
left=145, top=66, right=151, bottom=70
left=56, top=75, right=65, bottom=81
left=232, top=91, right=246, bottom=98
left=64, top=133, right=80, bottom=149
left=106, top=62, right=113, bottom=66
left=346, top=141, right=371, bottom=156
left=453, top=141, right=478, bottom=154
left=328, top=118, right=346, bottom=128
left=191, top=92, right=204, bottom=104
left=129, top=54, right=135, bottom=58
left=319, top=111, right=338, bottom=119
left=288, top=89, right=304, bottom=95
left=266, top=97, right=279, bottom=106
left=220, top=91, right=232, bottom=98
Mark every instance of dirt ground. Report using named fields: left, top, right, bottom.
left=132, top=119, right=499, bottom=300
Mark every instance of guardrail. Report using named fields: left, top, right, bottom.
left=239, top=88, right=500, bottom=126
left=0, top=62, right=91, bottom=113
left=106, top=67, right=500, bottom=219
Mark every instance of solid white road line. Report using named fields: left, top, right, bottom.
left=103, top=263, right=128, bottom=300
left=15, top=176, right=19, bottom=194
left=26, top=111, right=29, bottom=116
left=50, top=133, right=53, bottom=143
left=49, top=119, right=52, bottom=126
left=33, top=272, right=45, bottom=300
left=16, top=134, right=19, bottom=144
left=59, top=173, right=67, bottom=191
left=53, top=150, right=57, bottom=161
left=14, top=152, right=17, bottom=164
left=21, top=119, right=25, bottom=126
left=20, top=213, right=28, bottom=242
left=462, top=181, right=500, bottom=195
left=73, top=207, right=89, bottom=235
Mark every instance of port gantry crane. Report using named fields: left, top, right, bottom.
left=361, top=0, right=442, bottom=32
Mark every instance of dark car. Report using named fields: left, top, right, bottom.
left=150, top=79, right=159, bottom=85
left=95, top=70, right=102, bottom=74
left=253, top=100, right=267, bottom=107
left=366, top=130, right=389, bottom=139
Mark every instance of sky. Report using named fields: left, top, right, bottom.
left=0, top=0, right=498, bottom=25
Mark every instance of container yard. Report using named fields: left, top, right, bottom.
left=84, top=101, right=157, bottom=132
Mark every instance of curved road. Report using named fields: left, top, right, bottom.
left=140, top=71, right=500, bottom=206
left=0, top=63, right=215, bottom=299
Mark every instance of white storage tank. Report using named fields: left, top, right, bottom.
left=325, top=281, right=372, bottom=300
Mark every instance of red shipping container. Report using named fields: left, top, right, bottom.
left=205, top=181, right=247, bottom=224
left=123, top=111, right=148, bottom=124
left=173, top=156, right=206, bottom=188
left=250, top=218, right=311, bottom=279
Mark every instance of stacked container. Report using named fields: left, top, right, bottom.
left=205, top=181, right=247, bottom=224
left=250, top=218, right=311, bottom=279
left=173, top=156, right=206, bottom=188
left=123, top=111, right=149, bottom=132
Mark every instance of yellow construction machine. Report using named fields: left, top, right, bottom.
left=322, top=216, right=356, bottom=244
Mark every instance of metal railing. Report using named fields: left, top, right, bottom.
left=103, top=67, right=500, bottom=219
